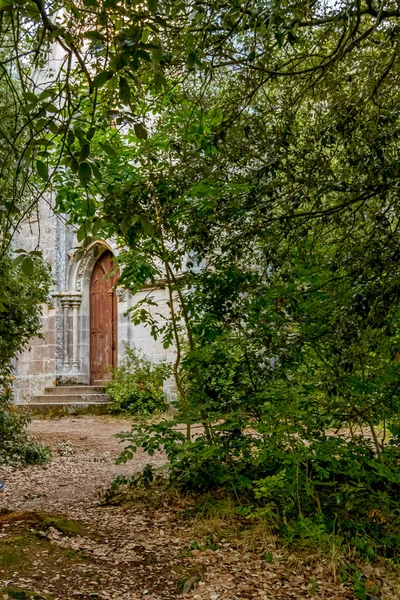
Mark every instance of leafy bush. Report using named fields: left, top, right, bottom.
left=0, top=255, right=51, bottom=382
left=0, top=388, right=50, bottom=466
left=107, top=347, right=171, bottom=415
left=0, top=253, right=51, bottom=466
left=117, top=414, right=400, bottom=559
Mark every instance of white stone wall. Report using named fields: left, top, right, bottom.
left=13, top=201, right=176, bottom=402
left=12, top=198, right=58, bottom=402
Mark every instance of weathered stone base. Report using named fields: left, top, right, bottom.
left=13, top=374, right=56, bottom=405
left=17, top=403, right=111, bottom=418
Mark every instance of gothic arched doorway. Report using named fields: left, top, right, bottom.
left=90, top=250, right=118, bottom=384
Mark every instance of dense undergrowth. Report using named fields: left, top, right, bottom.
left=116, top=415, right=400, bottom=564
left=106, top=474, right=400, bottom=599
left=0, top=256, right=51, bottom=466
left=0, top=389, right=50, bottom=467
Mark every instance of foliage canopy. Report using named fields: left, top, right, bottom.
left=4, top=0, right=400, bottom=556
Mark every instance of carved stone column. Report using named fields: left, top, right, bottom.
left=60, top=297, right=71, bottom=371
left=70, top=297, right=81, bottom=372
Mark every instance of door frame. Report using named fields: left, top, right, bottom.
left=60, top=240, right=122, bottom=385
left=89, top=249, right=118, bottom=384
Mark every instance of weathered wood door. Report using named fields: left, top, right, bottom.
left=90, top=250, right=118, bottom=384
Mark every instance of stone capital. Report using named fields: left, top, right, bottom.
left=56, top=292, right=82, bottom=308
left=70, top=298, right=81, bottom=308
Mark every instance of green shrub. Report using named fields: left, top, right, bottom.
left=106, top=347, right=171, bottom=415
left=0, top=255, right=51, bottom=381
left=0, top=388, right=50, bottom=466
left=0, top=253, right=51, bottom=466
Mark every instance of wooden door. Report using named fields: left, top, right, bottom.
left=90, top=250, right=118, bottom=384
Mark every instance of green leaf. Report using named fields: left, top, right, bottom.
left=36, top=159, right=49, bottom=181
left=74, top=126, right=86, bottom=141
left=22, top=91, right=39, bottom=103
left=77, top=225, right=87, bottom=243
left=187, top=51, right=200, bottom=70
left=110, top=53, right=127, bottom=71
left=152, top=47, right=164, bottom=63
left=134, top=122, right=148, bottom=140
left=119, top=76, right=131, bottom=104
left=34, top=118, right=47, bottom=131
left=80, top=142, right=90, bottom=161
left=78, top=162, right=92, bottom=184
left=21, top=256, right=34, bottom=277
left=83, top=0, right=97, bottom=6
left=85, top=31, right=105, bottom=42
left=92, top=218, right=101, bottom=237
left=135, top=49, right=151, bottom=62
left=13, top=254, right=26, bottom=266
left=147, top=0, right=158, bottom=13
left=139, top=215, right=155, bottom=237
left=81, top=198, right=96, bottom=217
left=70, top=157, right=79, bottom=174
left=48, top=121, right=60, bottom=135
left=91, top=163, right=102, bottom=181
left=39, top=90, right=54, bottom=101
left=98, top=142, right=116, bottom=157
left=87, top=127, right=96, bottom=140
left=0, top=0, right=12, bottom=12
left=154, top=72, right=166, bottom=90
left=120, top=218, right=131, bottom=235
left=64, top=32, right=73, bottom=45
left=92, top=71, right=112, bottom=88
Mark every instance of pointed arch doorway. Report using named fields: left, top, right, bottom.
left=90, top=250, right=118, bottom=384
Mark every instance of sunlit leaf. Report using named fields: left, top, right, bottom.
left=139, top=215, right=154, bottom=237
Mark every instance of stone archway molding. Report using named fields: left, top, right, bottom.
left=68, top=239, right=118, bottom=294
left=53, top=240, right=120, bottom=380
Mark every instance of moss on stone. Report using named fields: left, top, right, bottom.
left=39, top=514, right=88, bottom=537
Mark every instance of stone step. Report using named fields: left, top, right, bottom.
left=32, top=394, right=111, bottom=404
left=28, top=401, right=110, bottom=406
left=44, top=386, right=106, bottom=395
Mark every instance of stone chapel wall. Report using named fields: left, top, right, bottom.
left=12, top=198, right=58, bottom=402
left=13, top=199, right=176, bottom=403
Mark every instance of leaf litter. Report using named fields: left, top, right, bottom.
left=0, top=416, right=398, bottom=600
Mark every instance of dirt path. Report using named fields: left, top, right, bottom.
left=0, top=416, right=165, bottom=513
left=0, top=417, right=396, bottom=600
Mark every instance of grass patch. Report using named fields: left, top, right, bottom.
left=0, top=530, right=84, bottom=570
left=0, top=511, right=90, bottom=574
